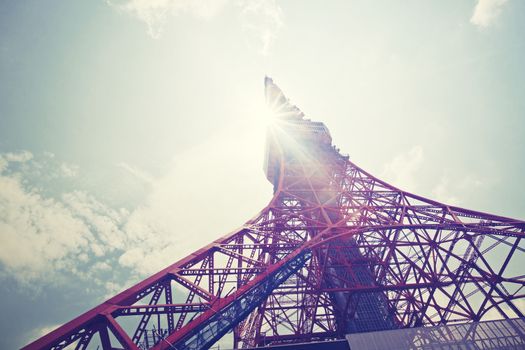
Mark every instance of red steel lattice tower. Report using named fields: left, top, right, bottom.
left=24, top=78, right=525, bottom=350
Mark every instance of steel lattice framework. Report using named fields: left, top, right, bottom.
left=24, top=78, right=525, bottom=350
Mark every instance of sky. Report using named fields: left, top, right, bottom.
left=0, top=0, right=524, bottom=348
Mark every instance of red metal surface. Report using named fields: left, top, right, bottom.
left=23, top=78, right=525, bottom=350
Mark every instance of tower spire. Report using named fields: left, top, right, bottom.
left=264, top=76, right=304, bottom=119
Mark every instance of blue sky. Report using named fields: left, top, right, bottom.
left=1, top=0, right=524, bottom=348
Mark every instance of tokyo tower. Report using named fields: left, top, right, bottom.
left=24, top=78, right=525, bottom=350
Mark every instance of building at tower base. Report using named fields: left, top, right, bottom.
left=239, top=318, right=525, bottom=350
left=345, top=318, right=525, bottom=350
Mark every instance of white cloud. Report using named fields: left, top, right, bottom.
left=0, top=152, right=127, bottom=286
left=93, top=261, right=112, bottom=271
left=0, top=151, right=33, bottom=172
left=110, top=0, right=228, bottom=38
left=109, top=0, right=283, bottom=54
left=431, top=173, right=484, bottom=206
left=116, top=162, right=153, bottom=184
left=4, top=151, right=33, bottom=162
left=60, top=163, right=79, bottom=177
left=238, top=0, right=283, bottom=55
left=381, top=145, right=424, bottom=192
left=470, top=0, right=509, bottom=28
left=431, top=174, right=460, bottom=205
left=0, top=175, right=91, bottom=283
left=62, top=191, right=128, bottom=252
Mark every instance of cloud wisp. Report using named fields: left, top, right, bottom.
left=109, top=0, right=283, bottom=55
left=431, top=173, right=485, bottom=206
left=380, top=145, right=424, bottom=192
left=110, top=0, right=229, bottom=38
left=238, top=0, right=283, bottom=55
left=471, top=0, right=509, bottom=28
